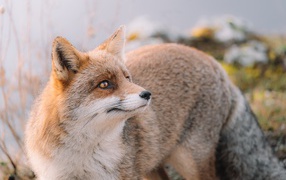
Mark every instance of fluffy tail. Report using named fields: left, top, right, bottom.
left=216, top=89, right=286, bottom=180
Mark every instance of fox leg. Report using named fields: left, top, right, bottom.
left=166, top=140, right=219, bottom=180
left=165, top=145, right=200, bottom=180
left=143, top=166, right=170, bottom=180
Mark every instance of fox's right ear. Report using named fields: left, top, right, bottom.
left=52, top=37, right=85, bottom=82
left=96, top=26, right=126, bottom=60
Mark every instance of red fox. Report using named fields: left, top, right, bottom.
left=25, top=26, right=286, bottom=180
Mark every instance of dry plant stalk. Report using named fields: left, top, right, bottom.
left=0, top=0, right=101, bottom=178
left=0, top=0, right=44, bottom=178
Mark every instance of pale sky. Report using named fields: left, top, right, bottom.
left=0, top=0, right=286, bottom=74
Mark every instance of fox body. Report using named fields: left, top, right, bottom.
left=127, top=44, right=286, bottom=180
left=25, top=26, right=286, bottom=180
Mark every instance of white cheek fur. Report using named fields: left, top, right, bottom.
left=29, top=94, right=150, bottom=179
left=73, top=94, right=148, bottom=128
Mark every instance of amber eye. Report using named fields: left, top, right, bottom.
left=98, top=81, right=109, bottom=89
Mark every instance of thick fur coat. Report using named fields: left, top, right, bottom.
left=25, top=26, right=286, bottom=180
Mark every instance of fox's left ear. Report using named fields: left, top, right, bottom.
left=98, top=25, right=126, bottom=60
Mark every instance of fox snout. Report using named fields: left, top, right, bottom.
left=139, top=91, right=151, bottom=100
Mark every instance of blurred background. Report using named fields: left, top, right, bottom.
left=0, top=0, right=286, bottom=179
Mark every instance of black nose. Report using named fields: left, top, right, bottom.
left=139, top=91, right=151, bottom=100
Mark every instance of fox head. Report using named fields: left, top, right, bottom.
left=50, top=26, right=151, bottom=136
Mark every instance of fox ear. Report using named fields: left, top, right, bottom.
left=52, top=37, right=84, bottom=82
left=98, top=25, right=126, bottom=59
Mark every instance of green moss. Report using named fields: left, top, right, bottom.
left=220, top=62, right=286, bottom=132
left=221, top=62, right=286, bottom=92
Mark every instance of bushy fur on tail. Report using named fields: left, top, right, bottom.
left=216, top=88, right=286, bottom=180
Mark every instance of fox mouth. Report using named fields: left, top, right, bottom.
left=107, top=104, right=147, bottom=113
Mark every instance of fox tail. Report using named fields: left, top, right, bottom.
left=216, top=88, right=286, bottom=180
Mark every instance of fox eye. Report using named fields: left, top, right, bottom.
left=98, top=80, right=110, bottom=89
